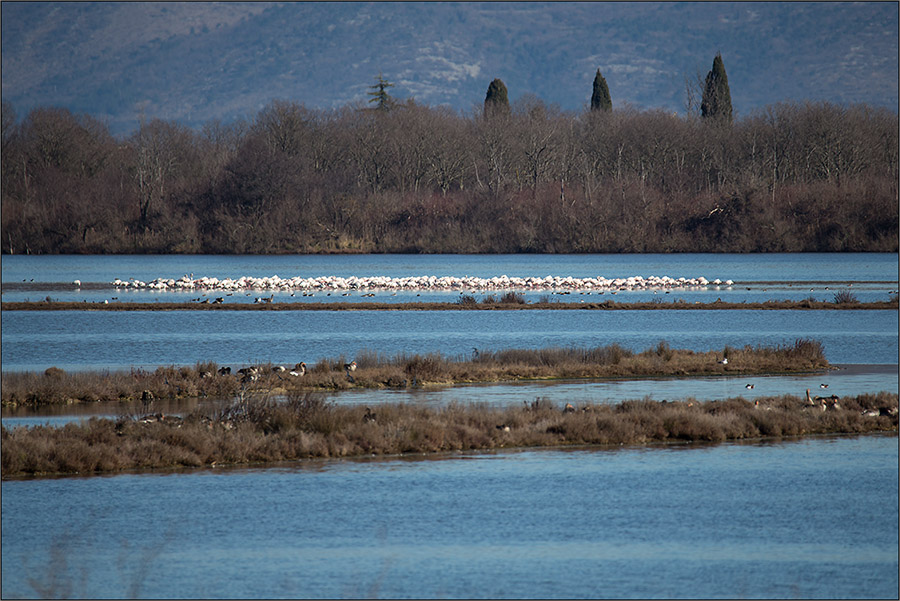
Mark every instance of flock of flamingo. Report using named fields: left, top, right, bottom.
left=110, top=274, right=732, bottom=294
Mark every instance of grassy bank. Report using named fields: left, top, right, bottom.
left=2, top=391, right=897, bottom=478
left=2, top=340, right=832, bottom=408
left=2, top=298, right=898, bottom=311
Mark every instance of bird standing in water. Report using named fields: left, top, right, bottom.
left=345, top=361, right=357, bottom=382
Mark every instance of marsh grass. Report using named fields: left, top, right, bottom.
left=832, top=290, right=859, bottom=304
left=2, top=391, right=896, bottom=478
left=2, top=363, right=241, bottom=407
left=2, top=340, right=832, bottom=408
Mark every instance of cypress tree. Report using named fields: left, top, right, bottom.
left=701, top=53, right=733, bottom=125
left=367, top=73, right=395, bottom=111
left=484, top=78, right=510, bottom=118
left=590, top=69, right=612, bottom=111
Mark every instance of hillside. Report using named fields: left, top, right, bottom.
left=2, top=2, right=898, bottom=137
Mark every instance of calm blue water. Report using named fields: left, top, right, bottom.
left=2, top=308, right=896, bottom=372
left=3, top=253, right=898, bottom=304
left=2, top=254, right=898, bottom=599
left=2, top=436, right=897, bottom=599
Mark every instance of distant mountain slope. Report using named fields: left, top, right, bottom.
left=2, top=1, right=897, bottom=136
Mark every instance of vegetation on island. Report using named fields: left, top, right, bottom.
left=3, top=390, right=897, bottom=478
left=4, top=338, right=895, bottom=480
left=2, top=340, right=831, bottom=408
left=2, top=296, right=898, bottom=313
left=1, top=54, right=897, bottom=255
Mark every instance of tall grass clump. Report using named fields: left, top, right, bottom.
left=832, top=290, right=859, bottom=304
left=499, top=291, right=526, bottom=304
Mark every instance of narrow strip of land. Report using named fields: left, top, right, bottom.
left=2, top=392, right=896, bottom=478
left=2, top=299, right=897, bottom=311
left=2, top=341, right=833, bottom=408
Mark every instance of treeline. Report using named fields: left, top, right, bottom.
left=1, top=96, right=897, bottom=254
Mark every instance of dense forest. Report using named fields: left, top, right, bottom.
left=1, top=92, right=897, bottom=254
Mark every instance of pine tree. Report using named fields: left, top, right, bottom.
left=701, top=53, right=733, bottom=125
left=590, top=69, right=612, bottom=111
left=483, top=78, right=510, bottom=118
left=367, top=73, right=395, bottom=111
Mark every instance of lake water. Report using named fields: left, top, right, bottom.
left=2, top=253, right=898, bottom=304
left=1, top=254, right=898, bottom=599
left=2, top=436, right=897, bottom=599
left=2, top=308, right=898, bottom=373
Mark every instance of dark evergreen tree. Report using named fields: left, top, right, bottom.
left=701, top=53, right=733, bottom=125
left=367, top=73, right=395, bottom=111
left=590, top=69, right=612, bottom=111
left=483, top=78, right=510, bottom=118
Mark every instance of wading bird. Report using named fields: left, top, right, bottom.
left=806, top=389, right=826, bottom=411
left=290, top=362, right=307, bottom=377
left=345, top=361, right=357, bottom=382
left=141, top=390, right=154, bottom=413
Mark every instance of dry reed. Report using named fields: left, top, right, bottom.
left=2, top=391, right=896, bottom=478
left=2, top=340, right=832, bottom=408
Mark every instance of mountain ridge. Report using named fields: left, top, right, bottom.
left=2, top=2, right=897, bottom=136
